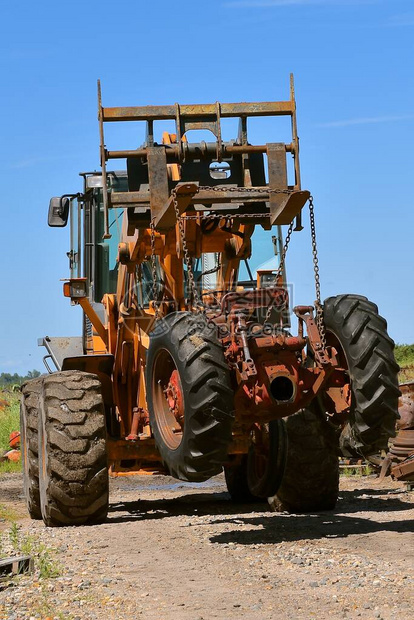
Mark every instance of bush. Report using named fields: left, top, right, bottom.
left=394, top=343, right=414, bottom=368
left=0, top=394, right=20, bottom=473
left=395, top=344, right=414, bottom=382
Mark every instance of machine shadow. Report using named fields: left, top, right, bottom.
left=332, top=488, right=414, bottom=514
left=106, top=486, right=414, bottom=538
left=208, top=514, right=414, bottom=546
left=106, top=491, right=269, bottom=523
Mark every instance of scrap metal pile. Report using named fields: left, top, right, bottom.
left=380, top=381, right=414, bottom=483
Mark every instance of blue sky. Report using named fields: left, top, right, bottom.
left=0, top=0, right=413, bottom=374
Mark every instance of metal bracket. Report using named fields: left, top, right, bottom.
left=147, top=146, right=169, bottom=222
left=155, top=182, right=198, bottom=230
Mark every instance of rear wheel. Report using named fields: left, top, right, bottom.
left=323, top=294, right=400, bottom=456
left=38, top=371, right=109, bottom=527
left=247, top=421, right=287, bottom=498
left=20, top=378, right=44, bottom=519
left=146, top=312, right=234, bottom=482
left=224, top=455, right=259, bottom=503
left=269, top=406, right=339, bottom=513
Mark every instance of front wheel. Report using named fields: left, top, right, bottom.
left=146, top=313, right=234, bottom=482
left=38, top=371, right=109, bottom=527
left=21, top=378, right=44, bottom=519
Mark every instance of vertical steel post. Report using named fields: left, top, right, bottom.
left=290, top=73, right=301, bottom=190
left=290, top=74, right=304, bottom=231
left=98, top=80, right=111, bottom=239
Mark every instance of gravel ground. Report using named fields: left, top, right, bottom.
left=0, top=472, right=413, bottom=619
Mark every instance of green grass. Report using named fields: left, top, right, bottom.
left=341, top=463, right=374, bottom=477
left=395, top=343, right=414, bottom=367
left=1, top=523, right=61, bottom=579
left=0, top=503, right=18, bottom=522
left=0, top=459, right=21, bottom=474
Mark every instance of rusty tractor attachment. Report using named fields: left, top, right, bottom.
left=22, top=75, right=400, bottom=526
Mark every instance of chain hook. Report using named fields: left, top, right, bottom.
left=172, top=188, right=204, bottom=314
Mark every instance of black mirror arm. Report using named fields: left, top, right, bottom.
left=59, top=193, right=83, bottom=215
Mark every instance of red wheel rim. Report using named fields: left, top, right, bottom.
left=152, top=348, right=185, bottom=450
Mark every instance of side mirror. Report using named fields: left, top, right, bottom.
left=48, top=197, right=70, bottom=227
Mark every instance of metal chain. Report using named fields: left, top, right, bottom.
left=171, top=189, right=204, bottom=313
left=308, top=195, right=327, bottom=349
left=181, top=212, right=271, bottom=221
left=181, top=184, right=292, bottom=221
left=263, top=220, right=294, bottom=324
left=198, top=185, right=291, bottom=196
left=150, top=217, right=160, bottom=321
left=196, top=185, right=295, bottom=325
left=171, top=185, right=295, bottom=321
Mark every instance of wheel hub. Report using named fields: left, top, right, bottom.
left=163, top=369, right=184, bottom=428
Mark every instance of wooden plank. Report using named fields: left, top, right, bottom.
left=0, top=556, right=33, bottom=579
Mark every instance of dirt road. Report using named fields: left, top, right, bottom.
left=1, top=472, right=413, bottom=619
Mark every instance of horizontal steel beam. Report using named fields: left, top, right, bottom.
left=109, top=187, right=273, bottom=206
left=102, top=101, right=295, bottom=122
left=106, top=142, right=294, bottom=161
left=106, top=437, right=160, bottom=461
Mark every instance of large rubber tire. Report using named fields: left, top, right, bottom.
left=20, top=378, right=44, bottom=519
left=146, top=312, right=234, bottom=482
left=38, top=371, right=109, bottom=527
left=323, top=294, right=400, bottom=456
left=269, top=406, right=339, bottom=513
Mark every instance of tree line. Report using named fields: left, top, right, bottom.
left=0, top=370, right=41, bottom=388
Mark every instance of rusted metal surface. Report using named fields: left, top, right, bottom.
left=147, top=146, right=169, bottom=221
left=154, top=182, right=198, bottom=230
left=382, top=382, right=414, bottom=482
left=106, top=142, right=294, bottom=161
left=97, top=75, right=302, bottom=245
left=267, top=143, right=290, bottom=224
left=164, top=369, right=184, bottom=429
left=219, top=286, right=289, bottom=316
left=217, top=301, right=346, bottom=423
left=398, top=381, right=414, bottom=430
left=102, top=101, right=295, bottom=122
left=391, top=455, right=414, bottom=481
left=106, top=437, right=160, bottom=461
